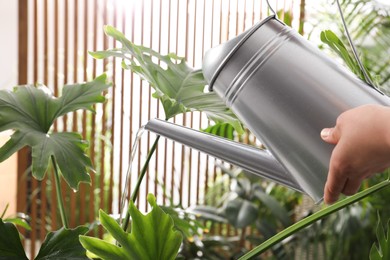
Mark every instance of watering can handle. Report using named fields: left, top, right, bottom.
left=145, top=119, right=304, bottom=193
left=265, top=0, right=278, bottom=19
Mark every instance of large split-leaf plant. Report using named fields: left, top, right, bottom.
left=0, top=74, right=111, bottom=259
left=90, top=25, right=244, bottom=233
left=0, top=74, right=110, bottom=227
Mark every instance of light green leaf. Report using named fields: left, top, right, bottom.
left=369, top=214, right=390, bottom=260
left=0, top=74, right=111, bottom=190
left=202, top=123, right=235, bottom=140
left=0, top=218, right=28, bottom=260
left=91, top=25, right=244, bottom=134
left=3, top=218, right=31, bottom=231
left=320, top=30, right=362, bottom=78
left=35, top=226, right=89, bottom=260
left=224, top=197, right=258, bottom=228
left=80, top=194, right=183, bottom=260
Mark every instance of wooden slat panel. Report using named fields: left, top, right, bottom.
left=17, top=0, right=29, bottom=233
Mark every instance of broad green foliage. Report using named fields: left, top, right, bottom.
left=0, top=219, right=88, bottom=260
left=370, top=215, right=390, bottom=260
left=80, top=194, right=183, bottom=260
left=90, top=25, right=244, bottom=134
left=0, top=74, right=111, bottom=190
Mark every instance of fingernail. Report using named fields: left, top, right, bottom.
left=321, top=128, right=331, bottom=139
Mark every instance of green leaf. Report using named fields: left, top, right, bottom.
left=80, top=194, right=183, bottom=260
left=160, top=206, right=206, bottom=239
left=224, top=197, right=258, bottom=228
left=35, top=226, right=89, bottom=260
left=202, top=123, right=236, bottom=140
left=0, top=74, right=111, bottom=190
left=253, top=189, right=291, bottom=227
left=239, top=179, right=390, bottom=259
left=369, top=214, right=390, bottom=260
left=277, top=9, right=292, bottom=27
left=3, top=218, right=31, bottom=231
left=320, top=30, right=362, bottom=78
left=0, top=218, right=28, bottom=260
left=185, top=205, right=228, bottom=223
left=91, top=25, right=244, bottom=134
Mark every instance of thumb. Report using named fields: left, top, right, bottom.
left=321, top=127, right=339, bottom=144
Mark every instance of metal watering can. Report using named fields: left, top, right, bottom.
left=145, top=14, right=390, bottom=203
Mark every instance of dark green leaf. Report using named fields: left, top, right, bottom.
left=35, top=226, right=89, bottom=260
left=0, top=75, right=110, bottom=190
left=91, top=25, right=244, bottom=134
left=185, top=205, right=228, bottom=223
left=80, top=194, right=183, bottom=260
left=224, top=198, right=258, bottom=228
left=0, top=218, right=28, bottom=260
left=253, top=189, right=291, bottom=227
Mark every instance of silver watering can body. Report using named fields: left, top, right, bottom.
left=145, top=16, right=390, bottom=203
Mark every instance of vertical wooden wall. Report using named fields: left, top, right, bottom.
left=17, top=0, right=305, bottom=257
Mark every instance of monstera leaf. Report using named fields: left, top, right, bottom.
left=79, top=194, right=183, bottom=260
left=90, top=26, right=244, bottom=134
left=0, top=74, right=111, bottom=190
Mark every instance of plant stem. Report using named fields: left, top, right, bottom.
left=0, top=203, right=9, bottom=219
left=51, top=156, right=69, bottom=229
left=239, top=179, right=390, bottom=260
left=122, top=135, right=161, bottom=231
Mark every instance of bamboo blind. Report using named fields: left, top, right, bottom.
left=17, top=0, right=305, bottom=257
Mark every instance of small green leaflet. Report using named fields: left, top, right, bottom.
left=0, top=74, right=111, bottom=190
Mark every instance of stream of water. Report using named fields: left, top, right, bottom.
left=119, top=126, right=145, bottom=225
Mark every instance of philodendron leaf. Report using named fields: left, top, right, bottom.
left=0, top=74, right=111, bottom=190
left=35, top=226, right=89, bottom=260
left=369, top=215, right=390, bottom=260
left=0, top=218, right=28, bottom=260
left=80, top=194, right=183, bottom=260
left=90, top=25, right=244, bottom=134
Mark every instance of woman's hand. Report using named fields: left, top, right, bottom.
left=321, top=104, right=390, bottom=204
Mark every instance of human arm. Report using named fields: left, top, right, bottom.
left=320, top=104, right=390, bottom=204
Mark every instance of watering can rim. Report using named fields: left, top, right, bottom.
left=205, top=15, right=286, bottom=92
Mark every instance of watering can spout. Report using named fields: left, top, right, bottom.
left=145, top=119, right=304, bottom=194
